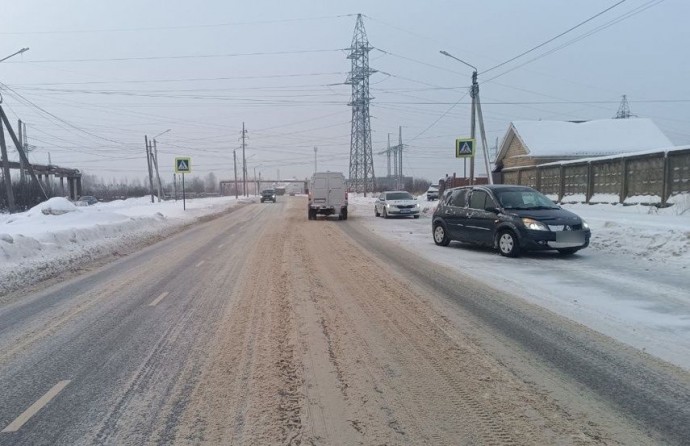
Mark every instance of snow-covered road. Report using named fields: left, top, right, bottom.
left=348, top=196, right=690, bottom=370
left=1, top=194, right=688, bottom=371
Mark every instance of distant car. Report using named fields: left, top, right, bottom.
left=375, top=191, right=420, bottom=219
left=260, top=189, right=276, bottom=203
left=76, top=196, right=98, bottom=206
left=432, top=185, right=591, bottom=257
left=426, top=185, right=439, bottom=201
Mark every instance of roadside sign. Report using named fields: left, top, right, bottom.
left=455, top=138, right=475, bottom=158
left=175, top=157, right=191, bottom=173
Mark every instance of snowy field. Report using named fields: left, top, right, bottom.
left=1, top=193, right=689, bottom=370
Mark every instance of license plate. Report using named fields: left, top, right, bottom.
left=314, top=198, right=326, bottom=203
left=556, top=231, right=585, bottom=243
left=400, top=209, right=410, bottom=213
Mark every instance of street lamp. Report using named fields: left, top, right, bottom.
left=0, top=48, right=29, bottom=64
left=440, top=50, right=493, bottom=185
left=153, top=128, right=172, bottom=139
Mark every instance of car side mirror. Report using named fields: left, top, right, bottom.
left=486, top=206, right=500, bottom=214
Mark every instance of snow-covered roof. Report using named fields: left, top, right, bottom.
left=500, top=118, right=673, bottom=160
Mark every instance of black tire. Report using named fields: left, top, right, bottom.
left=375, top=207, right=380, bottom=217
left=413, top=215, right=420, bottom=219
left=383, top=208, right=389, bottom=219
left=558, top=248, right=579, bottom=256
left=342, top=208, right=348, bottom=220
left=497, top=230, right=520, bottom=257
left=433, top=223, right=450, bottom=246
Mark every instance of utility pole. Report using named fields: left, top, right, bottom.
left=0, top=105, right=47, bottom=201
left=153, top=139, right=162, bottom=202
left=0, top=121, right=16, bottom=213
left=386, top=134, right=391, bottom=178
left=144, top=135, right=154, bottom=203
left=314, top=146, right=318, bottom=172
left=440, top=50, right=493, bottom=185
left=392, top=138, right=398, bottom=186
left=17, top=119, right=24, bottom=185
left=398, top=126, right=403, bottom=190
left=254, top=166, right=257, bottom=195
left=233, top=149, right=238, bottom=199
left=469, top=72, right=477, bottom=185
left=241, top=122, right=247, bottom=197
left=473, top=72, right=493, bottom=185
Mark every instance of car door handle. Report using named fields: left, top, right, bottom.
left=445, top=210, right=451, bottom=214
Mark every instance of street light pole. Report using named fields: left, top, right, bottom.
left=314, top=146, right=318, bottom=173
left=440, top=50, right=493, bottom=185
left=0, top=48, right=29, bottom=63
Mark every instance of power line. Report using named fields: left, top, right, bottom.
left=481, top=0, right=628, bottom=74
left=484, top=0, right=666, bottom=82
left=0, top=14, right=353, bottom=35
left=8, top=49, right=346, bottom=64
left=13, top=72, right=348, bottom=87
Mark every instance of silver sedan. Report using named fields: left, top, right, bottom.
left=374, top=191, right=421, bottom=219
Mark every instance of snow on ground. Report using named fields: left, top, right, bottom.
left=0, top=196, right=251, bottom=295
left=348, top=194, right=690, bottom=370
left=1, top=192, right=689, bottom=370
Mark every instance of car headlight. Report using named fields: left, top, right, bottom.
left=385, top=203, right=391, bottom=208
left=521, top=218, right=549, bottom=231
left=582, top=220, right=590, bottom=230
left=415, top=203, right=420, bottom=208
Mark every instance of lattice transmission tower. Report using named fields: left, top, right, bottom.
left=614, top=94, right=636, bottom=119
left=346, top=14, right=376, bottom=195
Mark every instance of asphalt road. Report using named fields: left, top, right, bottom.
left=0, top=197, right=688, bottom=445
left=0, top=202, right=268, bottom=445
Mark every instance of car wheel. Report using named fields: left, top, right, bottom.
left=375, top=206, right=380, bottom=217
left=497, top=230, right=520, bottom=257
left=413, top=215, right=420, bottom=219
left=558, top=248, right=579, bottom=256
left=383, top=208, right=389, bottom=219
left=433, top=224, right=450, bottom=246
left=342, top=208, right=348, bottom=220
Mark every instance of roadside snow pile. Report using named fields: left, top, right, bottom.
left=27, top=197, right=78, bottom=216
left=0, top=196, right=243, bottom=295
left=348, top=194, right=690, bottom=265
left=567, top=202, right=690, bottom=266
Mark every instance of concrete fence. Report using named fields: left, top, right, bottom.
left=499, top=146, right=690, bottom=205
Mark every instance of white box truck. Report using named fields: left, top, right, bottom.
left=308, top=172, right=348, bottom=220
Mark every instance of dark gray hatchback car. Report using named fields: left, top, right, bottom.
left=432, top=185, right=591, bottom=257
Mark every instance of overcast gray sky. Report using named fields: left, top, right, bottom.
left=1, top=0, right=688, bottom=184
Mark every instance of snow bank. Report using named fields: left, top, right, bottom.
left=0, top=196, right=246, bottom=295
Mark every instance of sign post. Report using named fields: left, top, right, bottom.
left=175, top=157, right=191, bottom=210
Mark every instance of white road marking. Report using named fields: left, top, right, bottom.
left=149, top=291, right=169, bottom=307
left=2, top=380, right=71, bottom=433
left=217, top=243, right=225, bottom=249
left=196, top=260, right=205, bottom=267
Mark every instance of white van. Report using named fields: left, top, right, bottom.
left=308, top=172, right=348, bottom=220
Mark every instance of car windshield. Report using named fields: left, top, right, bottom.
left=262, top=190, right=274, bottom=194
left=495, top=189, right=559, bottom=210
left=386, top=192, right=414, bottom=200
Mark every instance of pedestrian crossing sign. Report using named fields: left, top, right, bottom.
left=175, top=157, right=191, bottom=173
left=455, top=138, right=475, bottom=158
